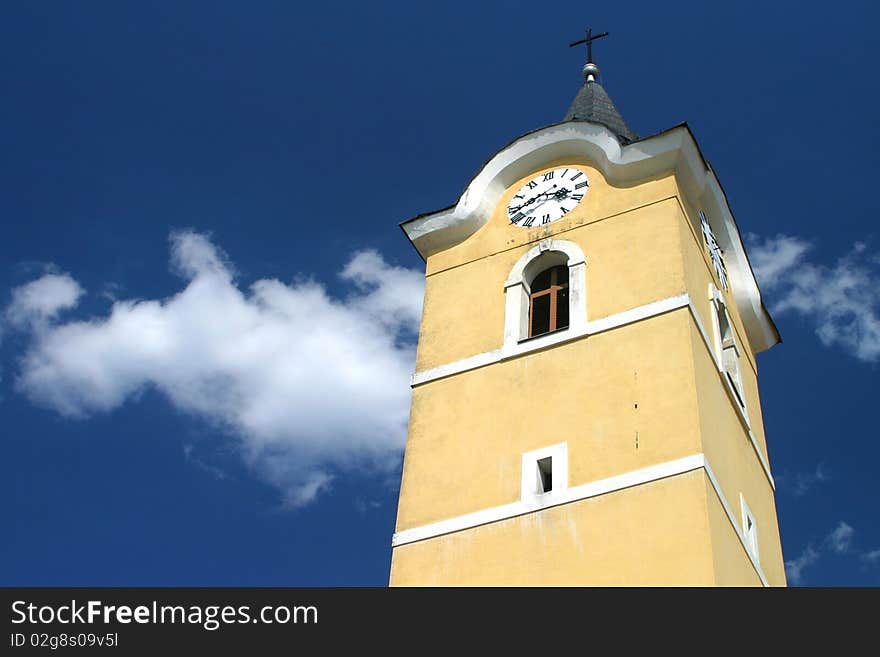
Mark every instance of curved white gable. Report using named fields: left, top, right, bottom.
left=401, top=121, right=779, bottom=353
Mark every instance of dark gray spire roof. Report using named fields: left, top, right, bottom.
left=564, top=80, right=638, bottom=145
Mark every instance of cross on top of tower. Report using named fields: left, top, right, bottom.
left=569, top=28, right=609, bottom=82
left=569, top=28, right=609, bottom=63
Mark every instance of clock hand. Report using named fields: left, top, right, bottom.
left=552, top=186, right=571, bottom=200
left=530, top=187, right=570, bottom=210
left=513, top=187, right=573, bottom=219
left=508, top=194, right=541, bottom=213
left=510, top=185, right=560, bottom=212
left=510, top=183, right=575, bottom=215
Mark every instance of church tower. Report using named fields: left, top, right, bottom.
left=389, top=33, right=786, bottom=586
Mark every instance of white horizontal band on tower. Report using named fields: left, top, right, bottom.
left=410, top=292, right=776, bottom=490
left=392, top=452, right=769, bottom=587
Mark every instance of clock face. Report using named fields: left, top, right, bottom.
left=507, top=167, right=589, bottom=227
left=699, top=210, right=729, bottom=290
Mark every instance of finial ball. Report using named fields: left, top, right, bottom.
left=582, top=62, right=601, bottom=82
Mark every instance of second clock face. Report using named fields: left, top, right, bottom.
left=507, top=167, right=589, bottom=227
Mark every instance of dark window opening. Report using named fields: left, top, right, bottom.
left=557, top=287, right=570, bottom=330
left=715, top=301, right=744, bottom=408
left=537, top=457, right=553, bottom=493
left=529, top=265, right=570, bottom=338
left=531, top=294, right=551, bottom=336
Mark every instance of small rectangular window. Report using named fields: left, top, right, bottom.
left=521, top=443, right=568, bottom=503
left=741, top=495, right=759, bottom=565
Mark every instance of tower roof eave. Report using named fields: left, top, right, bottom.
left=399, top=121, right=780, bottom=354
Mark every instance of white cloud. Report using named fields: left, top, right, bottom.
left=826, top=521, right=855, bottom=554
left=748, top=234, right=880, bottom=362
left=5, top=272, right=83, bottom=330
left=862, top=549, right=880, bottom=565
left=785, top=521, right=859, bottom=584
left=784, top=463, right=830, bottom=497
left=748, top=233, right=812, bottom=285
left=340, top=250, right=425, bottom=332
left=785, top=544, right=820, bottom=586
left=6, top=231, right=424, bottom=507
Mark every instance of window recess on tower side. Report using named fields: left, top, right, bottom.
left=709, top=285, right=750, bottom=426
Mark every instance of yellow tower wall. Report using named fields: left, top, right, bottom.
left=703, top=477, right=765, bottom=586
left=391, top=157, right=785, bottom=586
left=391, top=470, right=716, bottom=586
left=416, top=161, right=686, bottom=372
left=677, top=216, right=787, bottom=586
left=397, top=311, right=701, bottom=530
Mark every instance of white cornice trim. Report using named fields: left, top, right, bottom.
left=392, top=454, right=706, bottom=547
left=391, top=452, right=770, bottom=587
left=401, top=121, right=778, bottom=354
left=402, top=123, right=694, bottom=260
left=411, top=348, right=503, bottom=386
left=411, top=293, right=690, bottom=386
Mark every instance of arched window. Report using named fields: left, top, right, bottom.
left=528, top=265, right=569, bottom=337
left=503, top=239, right=586, bottom=352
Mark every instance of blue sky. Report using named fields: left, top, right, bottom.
left=2, top=2, right=877, bottom=586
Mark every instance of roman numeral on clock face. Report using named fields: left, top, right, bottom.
left=507, top=168, right=588, bottom=228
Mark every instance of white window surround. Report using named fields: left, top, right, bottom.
left=503, top=239, right=587, bottom=351
left=741, top=494, right=759, bottom=565
left=521, top=442, right=568, bottom=505
left=709, top=284, right=749, bottom=425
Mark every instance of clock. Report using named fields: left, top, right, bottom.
left=507, top=167, right=589, bottom=227
left=699, top=210, right=729, bottom=290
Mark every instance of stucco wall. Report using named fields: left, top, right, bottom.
left=391, top=470, right=715, bottom=586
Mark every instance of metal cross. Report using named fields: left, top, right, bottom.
left=569, top=28, right=609, bottom=63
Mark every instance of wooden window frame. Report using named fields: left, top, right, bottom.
left=528, top=266, right=569, bottom=338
